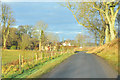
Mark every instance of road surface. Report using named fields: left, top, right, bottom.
left=41, top=51, right=118, bottom=78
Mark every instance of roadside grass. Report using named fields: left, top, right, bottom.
left=2, top=52, right=74, bottom=78
left=2, top=49, right=75, bottom=78
left=95, top=48, right=118, bottom=72
left=86, top=38, right=119, bottom=74
left=19, top=53, right=74, bottom=78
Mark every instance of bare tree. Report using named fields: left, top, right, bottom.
left=63, top=2, right=105, bottom=45
left=33, top=21, right=48, bottom=51
left=2, top=4, right=15, bottom=49
left=75, top=34, right=88, bottom=47
left=93, top=2, right=120, bottom=41
left=63, top=1, right=120, bottom=45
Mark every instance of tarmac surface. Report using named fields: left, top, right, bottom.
left=41, top=51, right=118, bottom=78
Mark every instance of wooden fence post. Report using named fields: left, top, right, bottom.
left=35, top=53, right=37, bottom=61
left=19, top=54, right=21, bottom=73
left=22, top=56, right=24, bottom=66
left=44, top=53, right=45, bottom=59
left=41, top=52, right=42, bottom=59
left=47, top=52, right=49, bottom=58
left=33, top=52, right=34, bottom=62
left=51, top=51, right=53, bottom=57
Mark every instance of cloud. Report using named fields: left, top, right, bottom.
left=46, top=31, right=82, bottom=34
left=11, top=25, right=19, bottom=28
left=55, top=32, right=63, bottom=34
left=75, top=32, right=81, bottom=34
left=45, top=31, right=63, bottom=34
left=64, top=31, right=82, bottom=34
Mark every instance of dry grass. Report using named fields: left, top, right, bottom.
left=2, top=50, right=38, bottom=65
left=2, top=51, right=74, bottom=78
left=27, top=53, right=74, bottom=78
left=87, top=38, right=119, bottom=74
left=2, top=49, right=74, bottom=65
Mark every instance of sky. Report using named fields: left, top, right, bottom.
left=1, top=0, right=114, bottom=2
left=4, top=2, right=89, bottom=41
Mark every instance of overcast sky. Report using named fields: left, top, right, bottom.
left=4, top=2, right=89, bottom=41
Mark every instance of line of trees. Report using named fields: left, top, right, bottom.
left=63, top=1, right=120, bottom=46
left=1, top=2, right=119, bottom=49
left=75, top=34, right=93, bottom=47
left=1, top=4, right=60, bottom=50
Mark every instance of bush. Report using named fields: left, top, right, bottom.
left=10, top=46, right=16, bottom=50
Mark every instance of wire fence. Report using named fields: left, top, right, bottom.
left=2, top=46, right=76, bottom=78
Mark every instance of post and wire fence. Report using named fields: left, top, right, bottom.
left=2, top=46, right=76, bottom=78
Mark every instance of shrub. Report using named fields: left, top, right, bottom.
left=10, top=46, right=16, bottom=50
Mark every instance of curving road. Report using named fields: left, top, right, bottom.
left=41, top=51, right=118, bottom=78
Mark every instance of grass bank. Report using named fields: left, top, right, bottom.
left=27, top=53, right=74, bottom=78
left=2, top=52, right=74, bottom=78
left=87, top=38, right=119, bottom=74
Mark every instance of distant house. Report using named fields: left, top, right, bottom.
left=62, top=40, right=71, bottom=46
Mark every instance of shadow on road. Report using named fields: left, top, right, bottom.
left=117, top=75, right=120, bottom=80
left=74, top=51, right=80, bottom=53
left=74, top=51, right=87, bottom=53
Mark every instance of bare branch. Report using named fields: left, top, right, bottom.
left=92, top=7, right=105, bottom=13
left=114, top=6, right=120, bottom=19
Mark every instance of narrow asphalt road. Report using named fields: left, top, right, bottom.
left=41, top=51, right=118, bottom=78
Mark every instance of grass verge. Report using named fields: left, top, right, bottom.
left=2, top=53, right=74, bottom=78
left=86, top=38, right=119, bottom=74
left=27, top=53, right=74, bottom=78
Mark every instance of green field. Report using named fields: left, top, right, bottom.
left=17, top=53, right=74, bottom=78
left=2, top=49, right=75, bottom=78
left=2, top=48, right=74, bottom=65
left=2, top=50, right=37, bottom=65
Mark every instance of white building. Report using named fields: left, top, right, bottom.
left=62, top=42, right=71, bottom=46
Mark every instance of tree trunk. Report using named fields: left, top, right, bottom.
left=105, top=25, right=111, bottom=43
left=3, top=27, right=10, bottom=49
left=39, top=30, right=43, bottom=51
left=3, top=34, right=6, bottom=49
left=95, top=37, right=97, bottom=46
left=94, top=32, right=98, bottom=46
left=105, top=3, right=117, bottom=41
left=99, top=39, right=104, bottom=46
left=39, top=41, right=41, bottom=51
left=99, top=35, right=104, bottom=46
left=110, top=23, right=116, bottom=40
